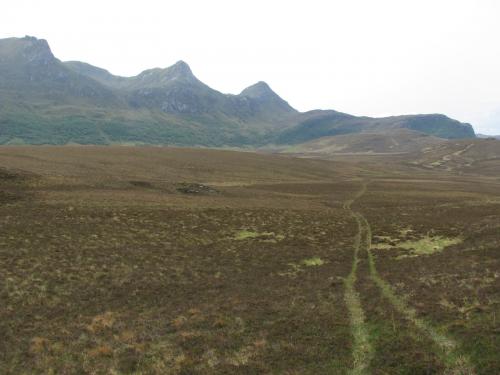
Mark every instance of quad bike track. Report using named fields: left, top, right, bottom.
left=342, top=180, right=475, bottom=375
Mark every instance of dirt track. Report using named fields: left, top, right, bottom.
left=343, top=181, right=475, bottom=374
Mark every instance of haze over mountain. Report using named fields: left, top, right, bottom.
left=0, top=36, right=475, bottom=146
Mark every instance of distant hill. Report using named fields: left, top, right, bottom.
left=477, top=133, right=500, bottom=140
left=274, top=111, right=475, bottom=145
left=0, top=36, right=476, bottom=146
left=276, top=129, right=446, bottom=155
left=410, top=138, right=500, bottom=176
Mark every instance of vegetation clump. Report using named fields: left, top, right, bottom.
left=373, top=234, right=462, bottom=258
left=302, top=256, right=325, bottom=266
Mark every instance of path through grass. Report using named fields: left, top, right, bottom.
left=342, top=182, right=373, bottom=374
left=350, top=182, right=476, bottom=374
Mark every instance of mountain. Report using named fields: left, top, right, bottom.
left=65, top=60, right=298, bottom=124
left=238, top=81, right=297, bottom=124
left=0, top=36, right=476, bottom=146
left=0, top=36, right=120, bottom=105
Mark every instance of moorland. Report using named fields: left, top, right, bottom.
left=1, top=143, right=499, bottom=374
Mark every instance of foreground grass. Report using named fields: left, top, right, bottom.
left=0, top=168, right=356, bottom=374
left=1, top=147, right=499, bottom=373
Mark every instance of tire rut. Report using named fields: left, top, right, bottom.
left=343, top=183, right=374, bottom=374
left=348, top=181, right=476, bottom=374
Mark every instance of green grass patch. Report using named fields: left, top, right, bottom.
left=234, top=230, right=267, bottom=240
left=373, top=234, right=462, bottom=257
left=302, top=256, right=325, bottom=266
left=398, top=236, right=462, bottom=257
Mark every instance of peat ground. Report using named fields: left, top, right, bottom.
left=0, top=146, right=499, bottom=374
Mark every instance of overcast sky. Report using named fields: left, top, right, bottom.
left=2, top=0, right=500, bottom=134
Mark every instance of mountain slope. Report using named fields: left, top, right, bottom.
left=0, top=36, right=476, bottom=146
left=66, top=60, right=298, bottom=124
left=63, top=60, right=129, bottom=89
left=411, top=138, right=500, bottom=176
left=274, top=111, right=475, bottom=144
left=277, top=129, right=446, bottom=155
left=1, top=37, right=296, bottom=145
left=238, top=81, right=298, bottom=125
left=0, top=37, right=121, bottom=106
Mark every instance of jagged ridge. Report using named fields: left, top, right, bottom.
left=0, top=36, right=475, bottom=146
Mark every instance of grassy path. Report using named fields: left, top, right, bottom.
left=342, top=183, right=373, bottom=375
left=363, top=215, right=475, bottom=374
left=346, top=181, right=475, bottom=374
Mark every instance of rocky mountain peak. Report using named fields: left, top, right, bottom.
left=163, top=60, right=195, bottom=81
left=239, top=81, right=297, bottom=115
left=20, top=36, right=55, bottom=64
left=0, top=36, right=55, bottom=65
left=171, top=60, right=191, bottom=73
left=134, top=60, right=198, bottom=87
left=240, top=81, right=275, bottom=98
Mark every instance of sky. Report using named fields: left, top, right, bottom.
left=1, top=0, right=500, bottom=134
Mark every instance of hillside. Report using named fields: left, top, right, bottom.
left=276, top=129, right=446, bottom=156
left=0, top=36, right=476, bottom=146
left=274, top=111, right=475, bottom=144
left=410, top=138, right=500, bottom=176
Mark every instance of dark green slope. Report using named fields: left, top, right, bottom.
left=0, top=36, right=475, bottom=146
